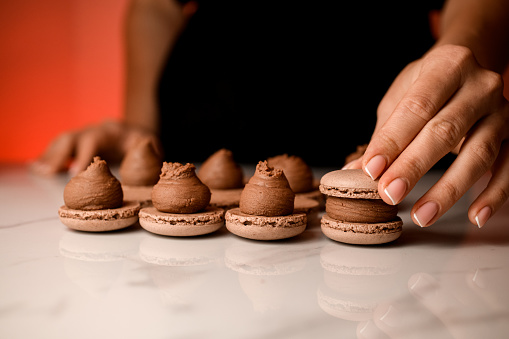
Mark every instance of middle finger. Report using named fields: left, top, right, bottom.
left=377, top=75, right=495, bottom=207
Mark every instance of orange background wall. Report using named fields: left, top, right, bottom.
left=0, top=0, right=128, bottom=163
left=1, top=3, right=508, bottom=164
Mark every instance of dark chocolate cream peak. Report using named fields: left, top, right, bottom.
left=152, top=162, right=211, bottom=214
left=239, top=160, right=295, bottom=216
left=63, top=156, right=123, bottom=210
left=267, top=154, right=314, bottom=193
left=198, top=148, right=244, bottom=189
left=119, top=137, right=162, bottom=186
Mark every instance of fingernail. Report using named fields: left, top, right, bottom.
left=471, top=268, right=487, bottom=289
left=475, top=206, right=491, bottom=228
left=383, top=178, right=407, bottom=205
left=408, top=273, right=438, bottom=300
left=413, top=201, right=439, bottom=227
left=341, top=161, right=354, bottom=170
left=364, top=155, right=386, bottom=180
left=356, top=320, right=385, bottom=339
left=378, top=304, right=399, bottom=327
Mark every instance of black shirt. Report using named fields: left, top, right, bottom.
left=158, top=1, right=441, bottom=167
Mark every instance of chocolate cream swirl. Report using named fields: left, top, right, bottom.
left=198, top=148, right=244, bottom=189
left=63, top=157, right=123, bottom=210
left=267, top=154, right=314, bottom=193
left=119, top=138, right=162, bottom=186
left=152, top=162, right=211, bottom=213
left=239, top=161, right=295, bottom=216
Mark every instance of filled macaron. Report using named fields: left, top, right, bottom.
left=58, top=157, right=140, bottom=232
left=198, top=148, right=244, bottom=210
left=319, top=169, right=403, bottom=245
left=267, top=153, right=324, bottom=207
left=225, top=161, right=307, bottom=240
left=139, top=162, right=224, bottom=236
left=119, top=137, right=162, bottom=207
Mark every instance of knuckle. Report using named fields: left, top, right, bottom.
left=482, top=70, right=504, bottom=95
left=376, top=128, right=402, bottom=154
left=400, top=95, right=437, bottom=121
left=468, top=140, right=499, bottom=169
left=492, top=186, right=509, bottom=206
left=397, top=155, right=428, bottom=180
left=441, top=45, right=473, bottom=65
left=426, top=45, right=475, bottom=81
left=428, top=118, right=463, bottom=150
left=444, top=45, right=475, bottom=67
left=450, top=45, right=474, bottom=63
left=439, top=179, right=462, bottom=203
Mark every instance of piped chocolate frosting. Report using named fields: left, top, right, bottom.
left=63, top=157, right=123, bottom=210
left=151, top=162, right=211, bottom=213
left=239, top=161, right=295, bottom=216
left=198, top=148, right=244, bottom=189
left=119, top=138, right=162, bottom=186
left=267, top=154, right=314, bottom=193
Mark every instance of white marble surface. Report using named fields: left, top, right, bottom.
left=1, top=164, right=508, bottom=339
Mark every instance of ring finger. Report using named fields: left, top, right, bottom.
left=411, top=112, right=507, bottom=227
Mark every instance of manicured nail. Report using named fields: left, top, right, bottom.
left=356, top=320, right=383, bottom=338
left=413, top=201, right=439, bottom=227
left=364, top=155, right=386, bottom=180
left=471, top=268, right=487, bottom=289
left=475, top=206, right=491, bottom=228
left=383, top=178, right=407, bottom=205
left=408, top=273, right=438, bottom=300
left=341, top=161, right=354, bottom=170
left=378, top=304, right=399, bottom=327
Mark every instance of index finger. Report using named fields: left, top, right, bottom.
left=362, top=47, right=468, bottom=181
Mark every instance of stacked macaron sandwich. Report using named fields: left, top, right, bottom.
left=319, top=169, right=403, bottom=245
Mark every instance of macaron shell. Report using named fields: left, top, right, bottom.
left=319, top=169, right=381, bottom=199
left=58, top=201, right=141, bottom=232
left=225, top=208, right=307, bottom=241
left=317, top=287, right=374, bottom=322
left=321, top=214, right=402, bottom=245
left=139, top=206, right=225, bottom=237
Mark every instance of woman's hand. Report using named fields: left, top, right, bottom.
left=347, top=44, right=509, bottom=228
left=32, top=120, right=161, bottom=176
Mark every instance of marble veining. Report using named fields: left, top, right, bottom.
left=0, top=165, right=508, bottom=338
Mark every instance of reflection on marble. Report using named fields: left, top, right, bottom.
left=318, top=244, right=403, bottom=322
left=138, top=232, right=226, bottom=307
left=224, top=239, right=313, bottom=313
left=59, top=229, right=139, bottom=298
left=1, top=166, right=509, bottom=338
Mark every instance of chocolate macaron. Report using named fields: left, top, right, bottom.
left=225, top=161, right=307, bottom=240
left=319, top=169, right=403, bottom=245
left=119, top=138, right=162, bottom=207
left=139, top=162, right=224, bottom=236
left=267, top=153, right=323, bottom=207
left=198, top=148, right=244, bottom=210
left=58, top=157, right=140, bottom=232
